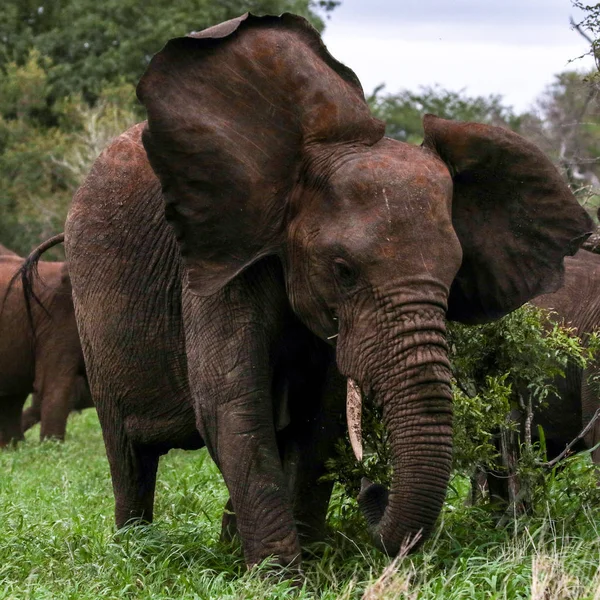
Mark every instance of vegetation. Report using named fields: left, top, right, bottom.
left=327, top=304, right=600, bottom=516
left=0, top=0, right=337, bottom=106
left=3, top=410, right=600, bottom=599
left=368, top=85, right=521, bottom=145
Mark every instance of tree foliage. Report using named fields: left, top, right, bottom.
left=326, top=305, right=594, bottom=513
left=368, top=85, right=521, bottom=145
left=448, top=304, right=591, bottom=473
left=0, top=51, right=138, bottom=256
left=0, top=0, right=337, bottom=108
left=572, top=1, right=600, bottom=71
left=519, top=71, right=600, bottom=217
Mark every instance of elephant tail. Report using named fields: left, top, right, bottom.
left=8, top=233, right=66, bottom=340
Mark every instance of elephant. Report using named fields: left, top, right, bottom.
left=52, top=13, right=591, bottom=570
left=0, top=244, right=18, bottom=257
left=21, top=374, right=93, bottom=433
left=481, top=249, right=600, bottom=504
left=0, top=245, right=90, bottom=445
left=530, top=249, right=600, bottom=461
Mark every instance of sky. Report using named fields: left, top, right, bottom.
left=321, top=0, right=596, bottom=112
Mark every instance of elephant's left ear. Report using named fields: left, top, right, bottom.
left=422, top=114, right=594, bottom=324
left=137, top=13, right=384, bottom=296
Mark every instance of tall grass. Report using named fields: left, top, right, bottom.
left=2, top=410, right=600, bottom=599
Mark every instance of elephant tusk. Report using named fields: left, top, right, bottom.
left=347, top=378, right=363, bottom=462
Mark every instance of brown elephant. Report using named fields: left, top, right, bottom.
left=530, top=249, right=600, bottom=461
left=53, top=14, right=591, bottom=570
left=0, top=244, right=90, bottom=445
left=483, top=249, right=600, bottom=503
left=0, top=244, right=18, bottom=257
left=21, top=374, right=93, bottom=434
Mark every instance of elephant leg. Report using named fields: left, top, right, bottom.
left=204, top=390, right=299, bottom=567
left=281, top=359, right=346, bottom=545
left=38, top=383, right=75, bottom=441
left=0, top=394, right=28, bottom=447
left=21, top=393, right=42, bottom=432
left=218, top=367, right=345, bottom=548
left=183, top=266, right=301, bottom=569
left=103, top=426, right=160, bottom=527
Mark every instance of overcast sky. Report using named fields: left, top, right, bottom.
left=321, top=0, right=596, bottom=112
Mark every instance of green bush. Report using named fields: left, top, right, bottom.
left=326, top=304, right=595, bottom=518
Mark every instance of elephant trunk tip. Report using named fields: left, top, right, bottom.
left=357, top=477, right=425, bottom=557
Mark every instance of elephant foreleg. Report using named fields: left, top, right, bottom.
left=280, top=360, right=346, bottom=545
left=218, top=361, right=346, bottom=549
left=0, top=394, right=28, bottom=447
left=183, top=264, right=301, bottom=569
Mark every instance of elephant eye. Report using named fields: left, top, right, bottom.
left=332, top=258, right=359, bottom=291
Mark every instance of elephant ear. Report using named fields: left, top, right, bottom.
left=422, top=114, right=594, bottom=324
left=137, top=12, right=384, bottom=296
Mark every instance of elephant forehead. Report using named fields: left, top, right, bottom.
left=328, top=141, right=453, bottom=217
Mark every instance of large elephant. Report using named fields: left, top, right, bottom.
left=0, top=245, right=90, bottom=445
left=59, top=14, right=591, bottom=569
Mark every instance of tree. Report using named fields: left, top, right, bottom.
left=0, top=0, right=338, bottom=108
left=572, top=1, right=600, bottom=72
left=367, top=85, right=520, bottom=145
left=0, top=52, right=138, bottom=255
left=519, top=71, right=600, bottom=221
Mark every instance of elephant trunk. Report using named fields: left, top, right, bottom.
left=352, top=305, right=454, bottom=555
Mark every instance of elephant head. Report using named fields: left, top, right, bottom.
left=137, top=13, right=592, bottom=555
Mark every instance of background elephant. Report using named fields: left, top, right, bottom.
left=21, top=374, right=93, bottom=433
left=59, top=14, right=591, bottom=570
left=530, top=249, right=600, bottom=461
left=482, top=249, right=600, bottom=504
left=0, top=245, right=90, bottom=445
left=0, top=244, right=18, bottom=257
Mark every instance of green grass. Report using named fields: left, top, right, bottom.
left=3, top=412, right=600, bottom=599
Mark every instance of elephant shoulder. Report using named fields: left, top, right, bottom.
left=71, top=121, right=161, bottom=211
left=66, top=122, right=165, bottom=248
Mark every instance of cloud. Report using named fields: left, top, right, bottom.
left=322, top=0, right=596, bottom=111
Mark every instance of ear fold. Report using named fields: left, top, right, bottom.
left=137, top=13, right=384, bottom=296
left=422, top=114, right=593, bottom=324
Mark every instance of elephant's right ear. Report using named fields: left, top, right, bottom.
left=137, top=13, right=384, bottom=296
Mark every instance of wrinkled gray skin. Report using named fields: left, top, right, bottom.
left=61, top=14, right=591, bottom=570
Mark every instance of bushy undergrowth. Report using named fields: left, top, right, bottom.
left=327, top=304, right=599, bottom=513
